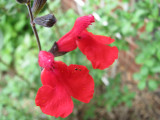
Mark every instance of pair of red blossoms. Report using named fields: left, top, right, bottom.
left=35, top=15, right=118, bottom=118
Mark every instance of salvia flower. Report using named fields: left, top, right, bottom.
left=56, top=15, right=118, bottom=70
left=35, top=51, right=94, bottom=118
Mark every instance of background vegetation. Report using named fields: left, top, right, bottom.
left=0, top=0, right=160, bottom=120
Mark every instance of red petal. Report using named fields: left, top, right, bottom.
left=77, top=32, right=118, bottom=70
left=38, top=61, right=94, bottom=118
left=72, top=15, right=95, bottom=35
left=57, top=15, right=95, bottom=52
left=57, top=32, right=78, bottom=52
left=85, top=30, right=115, bottom=44
left=41, top=69, right=57, bottom=87
left=35, top=85, right=73, bottom=118
left=64, top=65, right=94, bottom=103
left=38, top=51, right=54, bottom=69
left=41, top=62, right=94, bottom=103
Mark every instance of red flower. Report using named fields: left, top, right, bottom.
left=35, top=51, right=94, bottom=118
left=56, top=15, right=118, bottom=70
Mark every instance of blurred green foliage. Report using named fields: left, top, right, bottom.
left=0, top=0, right=160, bottom=119
left=133, top=0, right=160, bottom=91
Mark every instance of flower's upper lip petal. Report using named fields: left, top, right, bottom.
left=41, top=61, right=68, bottom=86
left=73, top=15, right=95, bottom=34
left=57, top=15, right=95, bottom=52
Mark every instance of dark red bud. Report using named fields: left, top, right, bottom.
left=34, top=14, right=56, bottom=27
left=16, top=0, right=28, bottom=4
left=32, top=0, right=47, bottom=16
left=49, top=42, right=67, bottom=57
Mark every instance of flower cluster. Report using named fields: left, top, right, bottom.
left=35, top=15, right=118, bottom=118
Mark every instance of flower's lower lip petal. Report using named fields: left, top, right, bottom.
left=84, top=30, right=115, bottom=44
left=35, top=85, right=74, bottom=118
left=41, top=69, right=57, bottom=86
left=63, top=64, right=94, bottom=103
left=77, top=31, right=118, bottom=70
left=37, top=61, right=74, bottom=118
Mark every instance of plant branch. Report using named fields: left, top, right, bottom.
left=26, top=1, right=42, bottom=51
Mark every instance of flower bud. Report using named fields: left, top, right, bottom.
left=32, top=0, right=47, bottom=16
left=34, top=14, right=56, bottom=27
left=49, top=42, right=67, bottom=57
left=16, top=0, right=28, bottom=4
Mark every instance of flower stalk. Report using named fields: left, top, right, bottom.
left=26, top=0, right=41, bottom=51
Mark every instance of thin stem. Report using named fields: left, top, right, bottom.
left=26, top=1, right=41, bottom=51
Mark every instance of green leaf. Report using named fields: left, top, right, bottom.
left=144, top=59, right=154, bottom=68
left=0, top=30, right=4, bottom=50
left=126, top=100, right=133, bottom=107
left=133, top=73, right=142, bottom=81
left=148, top=80, right=158, bottom=91
left=132, top=10, right=146, bottom=23
left=151, top=66, right=160, bottom=73
left=140, top=66, right=149, bottom=76
left=157, top=50, right=160, bottom=61
left=138, top=80, right=146, bottom=90
left=146, top=21, right=154, bottom=32
left=0, top=62, right=8, bottom=71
